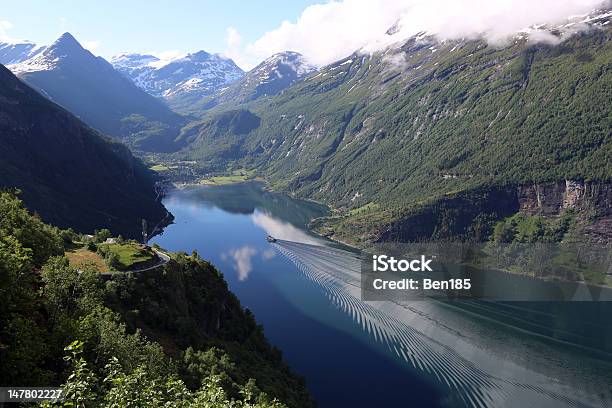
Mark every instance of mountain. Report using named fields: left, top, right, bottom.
left=0, top=64, right=169, bottom=237
left=193, top=51, right=316, bottom=113
left=177, top=9, right=612, bottom=245
left=111, top=50, right=244, bottom=113
left=0, top=190, right=315, bottom=407
left=8, top=33, right=185, bottom=152
left=0, top=40, right=45, bottom=64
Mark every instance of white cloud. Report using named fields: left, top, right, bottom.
left=237, top=0, right=609, bottom=68
left=223, top=26, right=257, bottom=70
left=226, top=26, right=242, bottom=48
left=389, top=0, right=608, bottom=45
left=143, top=50, right=186, bottom=68
left=222, top=246, right=257, bottom=281
left=0, top=20, right=13, bottom=31
left=82, top=40, right=101, bottom=52
left=0, top=20, right=14, bottom=40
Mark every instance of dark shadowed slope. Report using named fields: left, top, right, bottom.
left=0, top=64, right=168, bottom=237
left=9, top=33, right=185, bottom=152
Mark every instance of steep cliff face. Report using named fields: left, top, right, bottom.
left=518, top=180, right=612, bottom=242
left=368, top=181, right=611, bottom=244
left=518, top=180, right=612, bottom=217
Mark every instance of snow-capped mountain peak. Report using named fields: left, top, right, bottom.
left=255, top=51, right=316, bottom=79
left=8, top=32, right=96, bottom=74
left=50, top=32, right=81, bottom=51
left=208, top=51, right=317, bottom=107
left=111, top=53, right=160, bottom=69
left=111, top=49, right=244, bottom=109
left=239, top=51, right=316, bottom=96
left=0, top=40, right=46, bottom=65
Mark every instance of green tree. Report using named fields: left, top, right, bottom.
left=182, top=347, right=236, bottom=390
left=105, top=252, right=120, bottom=270
left=0, top=192, right=63, bottom=266
left=0, top=225, right=52, bottom=385
left=94, top=229, right=112, bottom=244
left=44, top=342, right=287, bottom=408
left=40, top=257, right=103, bottom=329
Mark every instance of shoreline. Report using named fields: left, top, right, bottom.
left=155, top=180, right=612, bottom=289
left=162, top=177, right=360, bottom=250
left=309, top=227, right=362, bottom=251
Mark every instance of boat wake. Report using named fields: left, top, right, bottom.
left=272, top=239, right=610, bottom=408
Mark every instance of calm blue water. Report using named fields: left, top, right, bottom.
left=152, top=182, right=612, bottom=408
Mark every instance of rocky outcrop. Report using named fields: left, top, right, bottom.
left=517, top=180, right=612, bottom=243
left=377, top=181, right=611, bottom=243
left=518, top=180, right=611, bottom=217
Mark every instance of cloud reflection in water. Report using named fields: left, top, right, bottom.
left=222, top=246, right=257, bottom=281
left=251, top=210, right=321, bottom=245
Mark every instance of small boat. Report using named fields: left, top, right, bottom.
left=266, top=235, right=277, bottom=243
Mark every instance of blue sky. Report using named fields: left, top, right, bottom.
left=0, top=0, right=320, bottom=67
left=1, top=1, right=605, bottom=69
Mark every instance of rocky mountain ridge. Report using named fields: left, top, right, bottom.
left=194, top=51, right=316, bottom=113
left=111, top=50, right=244, bottom=112
left=0, top=40, right=45, bottom=64
left=8, top=32, right=185, bottom=152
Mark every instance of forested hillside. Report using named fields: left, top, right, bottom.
left=174, top=14, right=612, bottom=245
left=0, top=64, right=168, bottom=238
left=0, top=192, right=314, bottom=407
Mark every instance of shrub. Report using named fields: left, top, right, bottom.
left=105, top=252, right=120, bottom=270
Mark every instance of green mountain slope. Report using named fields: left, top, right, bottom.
left=188, top=52, right=316, bottom=114
left=10, top=33, right=186, bottom=153
left=0, top=64, right=168, bottom=238
left=0, top=192, right=314, bottom=407
left=176, top=17, right=612, bottom=244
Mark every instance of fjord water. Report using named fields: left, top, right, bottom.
left=152, top=182, right=612, bottom=408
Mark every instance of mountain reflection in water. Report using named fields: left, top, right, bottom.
left=154, top=183, right=612, bottom=408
